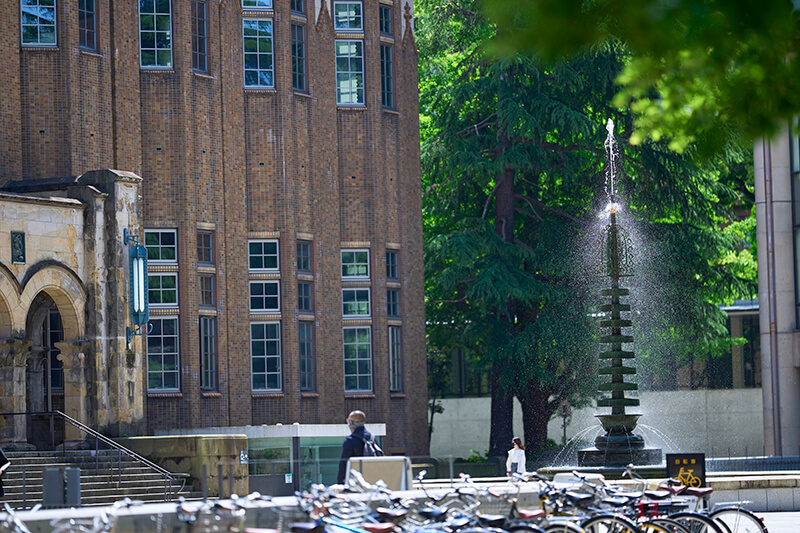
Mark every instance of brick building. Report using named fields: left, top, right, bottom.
left=0, top=0, right=427, bottom=458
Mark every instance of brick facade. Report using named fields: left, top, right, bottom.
left=0, top=0, right=427, bottom=457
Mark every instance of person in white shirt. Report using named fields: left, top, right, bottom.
left=506, top=436, right=526, bottom=477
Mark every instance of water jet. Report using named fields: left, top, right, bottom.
left=577, top=119, right=662, bottom=468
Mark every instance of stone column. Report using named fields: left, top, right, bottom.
left=0, top=338, right=33, bottom=448
left=55, top=340, right=90, bottom=447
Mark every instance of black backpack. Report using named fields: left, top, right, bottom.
left=355, top=434, right=385, bottom=457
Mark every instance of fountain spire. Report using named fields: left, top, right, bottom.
left=578, top=119, right=662, bottom=467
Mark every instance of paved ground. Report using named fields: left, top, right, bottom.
left=760, top=512, right=799, bottom=532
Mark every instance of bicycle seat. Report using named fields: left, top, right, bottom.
left=658, top=483, right=687, bottom=495
left=477, top=514, right=506, bottom=528
left=601, top=497, right=630, bottom=507
left=565, top=491, right=594, bottom=505
left=685, top=487, right=713, bottom=498
left=448, top=516, right=472, bottom=529
left=375, top=507, right=408, bottom=522
left=614, top=491, right=643, bottom=501
left=290, top=522, right=326, bottom=533
left=362, top=523, right=396, bottom=533
left=418, top=507, right=448, bottom=521
left=643, top=490, right=672, bottom=500
left=516, top=508, right=545, bottom=520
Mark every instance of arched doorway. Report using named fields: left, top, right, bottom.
left=26, top=293, right=66, bottom=449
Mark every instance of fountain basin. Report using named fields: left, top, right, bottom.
left=596, top=413, right=641, bottom=433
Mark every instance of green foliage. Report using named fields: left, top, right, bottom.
left=483, top=0, right=800, bottom=156
left=418, top=0, right=757, bottom=454
left=464, top=449, right=490, bottom=462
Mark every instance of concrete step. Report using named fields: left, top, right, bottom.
left=0, top=449, right=197, bottom=508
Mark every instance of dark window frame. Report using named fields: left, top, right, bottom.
left=299, top=321, right=314, bottom=391
left=201, top=316, right=217, bottom=390
left=79, top=0, right=97, bottom=50
left=291, top=23, right=306, bottom=92
left=192, top=0, right=208, bottom=73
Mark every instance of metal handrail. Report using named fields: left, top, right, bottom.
left=0, top=410, right=189, bottom=501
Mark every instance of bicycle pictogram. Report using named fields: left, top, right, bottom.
left=676, top=467, right=702, bottom=488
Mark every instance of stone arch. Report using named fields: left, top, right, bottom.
left=0, top=263, right=21, bottom=336
left=19, top=263, right=86, bottom=341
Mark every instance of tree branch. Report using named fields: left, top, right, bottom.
left=515, top=196, right=543, bottom=221
left=515, top=194, right=579, bottom=223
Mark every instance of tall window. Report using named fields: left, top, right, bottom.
left=148, top=273, right=178, bottom=307
left=243, top=20, right=274, bottom=88
left=192, top=1, right=208, bottom=73
left=145, top=229, right=177, bottom=263
left=341, top=249, right=369, bottom=279
left=147, top=317, right=180, bottom=390
left=380, top=44, right=393, bottom=109
left=389, top=326, right=402, bottom=392
left=251, top=322, right=281, bottom=391
left=250, top=281, right=280, bottom=312
left=198, top=231, right=213, bottom=265
left=379, top=4, right=392, bottom=35
left=242, top=0, right=272, bottom=7
left=343, top=289, right=370, bottom=317
left=297, top=241, right=311, bottom=272
left=298, top=282, right=313, bottom=312
left=21, top=0, right=57, bottom=46
left=249, top=239, right=279, bottom=271
left=290, top=0, right=304, bottom=12
left=139, top=0, right=172, bottom=68
left=387, top=289, right=399, bottom=317
left=299, top=322, right=314, bottom=391
left=386, top=251, right=398, bottom=279
left=333, top=1, right=362, bottom=31
left=199, top=274, right=214, bottom=307
left=291, top=24, right=306, bottom=92
left=78, top=0, right=96, bottom=50
left=343, top=327, right=372, bottom=392
left=201, top=317, right=216, bottom=389
left=42, top=308, right=64, bottom=392
left=335, top=40, right=364, bottom=105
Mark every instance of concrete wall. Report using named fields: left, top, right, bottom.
left=431, top=389, right=764, bottom=460
left=120, top=434, right=249, bottom=498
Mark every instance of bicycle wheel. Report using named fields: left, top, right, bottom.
left=505, top=524, right=549, bottom=533
left=542, top=521, right=587, bottom=533
left=640, top=519, right=691, bottom=533
left=708, top=509, right=768, bottom=533
left=580, top=514, right=641, bottom=533
left=668, top=512, right=725, bottom=533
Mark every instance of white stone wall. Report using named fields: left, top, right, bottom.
left=430, top=388, right=764, bottom=460
left=0, top=194, right=86, bottom=280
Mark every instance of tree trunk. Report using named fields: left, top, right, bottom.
left=488, top=164, right=517, bottom=459
left=518, top=384, right=552, bottom=454
left=489, top=364, right=515, bottom=458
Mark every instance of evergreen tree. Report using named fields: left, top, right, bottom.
left=418, top=0, right=755, bottom=455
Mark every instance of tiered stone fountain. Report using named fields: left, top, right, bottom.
left=577, top=120, right=662, bottom=467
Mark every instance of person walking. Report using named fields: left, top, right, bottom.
left=506, top=437, right=526, bottom=477
left=337, top=410, right=375, bottom=484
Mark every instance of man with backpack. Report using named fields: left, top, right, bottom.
left=336, top=410, right=384, bottom=484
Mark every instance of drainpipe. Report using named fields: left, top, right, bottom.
left=763, top=138, right=782, bottom=456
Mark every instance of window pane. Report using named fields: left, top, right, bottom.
left=251, top=321, right=281, bottom=391
left=243, top=20, right=274, bottom=87
left=147, top=317, right=180, bottom=390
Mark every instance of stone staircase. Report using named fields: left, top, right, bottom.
left=2, top=449, right=202, bottom=509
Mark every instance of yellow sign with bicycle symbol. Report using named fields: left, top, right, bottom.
left=666, top=453, right=706, bottom=488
